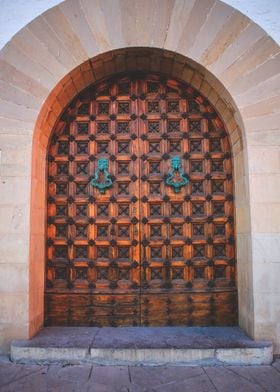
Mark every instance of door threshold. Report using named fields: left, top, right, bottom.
left=10, top=327, right=272, bottom=366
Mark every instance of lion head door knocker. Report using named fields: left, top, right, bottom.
left=165, top=156, right=189, bottom=193
left=90, top=158, right=113, bottom=194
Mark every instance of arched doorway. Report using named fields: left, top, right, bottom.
left=45, top=73, right=237, bottom=327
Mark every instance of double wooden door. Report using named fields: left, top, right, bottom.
left=46, top=74, right=237, bottom=327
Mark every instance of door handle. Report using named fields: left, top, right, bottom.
left=164, top=156, right=189, bottom=193
left=90, top=158, right=113, bottom=194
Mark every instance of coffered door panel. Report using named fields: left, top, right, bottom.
left=46, top=77, right=142, bottom=326
left=137, top=76, right=237, bottom=327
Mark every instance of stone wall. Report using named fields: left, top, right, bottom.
left=0, top=0, right=279, bottom=354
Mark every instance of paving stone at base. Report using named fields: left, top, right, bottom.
left=129, top=372, right=215, bottom=392
left=90, top=366, right=130, bottom=388
left=129, top=366, right=205, bottom=389
left=1, top=362, right=280, bottom=391
left=1, top=364, right=128, bottom=392
left=204, top=367, right=264, bottom=392
left=153, top=374, right=216, bottom=392
left=86, top=382, right=129, bottom=392
left=228, top=365, right=280, bottom=391
left=47, top=364, right=92, bottom=383
left=1, top=369, right=89, bottom=392
left=272, top=358, right=280, bottom=372
left=0, top=363, right=47, bottom=391
left=0, top=354, right=11, bottom=364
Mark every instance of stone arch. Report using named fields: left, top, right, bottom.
left=0, top=0, right=279, bottom=352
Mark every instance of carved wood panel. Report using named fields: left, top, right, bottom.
left=46, top=74, right=237, bottom=327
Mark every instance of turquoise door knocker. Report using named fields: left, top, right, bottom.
left=90, top=158, right=113, bottom=194
left=165, top=156, right=189, bottom=193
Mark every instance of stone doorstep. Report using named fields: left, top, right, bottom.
left=10, top=327, right=273, bottom=366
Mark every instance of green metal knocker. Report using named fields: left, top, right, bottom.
left=165, top=156, right=189, bottom=193
left=91, top=158, right=113, bottom=194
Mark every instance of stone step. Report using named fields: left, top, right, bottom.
left=10, top=327, right=273, bottom=366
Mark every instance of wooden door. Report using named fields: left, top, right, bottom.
left=45, top=74, right=237, bottom=327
